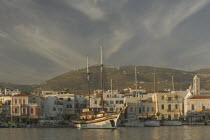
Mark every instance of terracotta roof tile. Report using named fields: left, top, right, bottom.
left=189, top=96, right=210, bottom=99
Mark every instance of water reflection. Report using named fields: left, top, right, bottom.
left=0, top=126, right=210, bottom=140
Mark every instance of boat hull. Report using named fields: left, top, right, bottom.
left=124, top=121, right=144, bottom=127
left=144, top=121, right=160, bottom=127
left=161, top=121, right=182, bottom=126
left=75, top=117, right=118, bottom=129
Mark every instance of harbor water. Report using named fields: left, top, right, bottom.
left=0, top=126, right=209, bottom=140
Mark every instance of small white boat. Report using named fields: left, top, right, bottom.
left=144, top=120, right=160, bottom=127
left=161, top=120, right=182, bottom=126
left=124, top=119, right=144, bottom=127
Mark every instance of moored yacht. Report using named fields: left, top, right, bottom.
left=74, top=46, right=127, bottom=129
left=161, top=120, right=182, bottom=126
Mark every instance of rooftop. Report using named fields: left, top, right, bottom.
left=189, top=96, right=210, bottom=99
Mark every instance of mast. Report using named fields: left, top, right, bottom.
left=135, top=66, right=138, bottom=90
left=87, top=56, right=91, bottom=107
left=111, top=78, right=113, bottom=94
left=100, top=46, right=104, bottom=111
left=154, top=71, right=156, bottom=93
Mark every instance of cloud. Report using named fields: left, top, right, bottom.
left=64, top=0, right=105, bottom=20
left=143, top=0, right=210, bottom=38
left=0, top=0, right=210, bottom=84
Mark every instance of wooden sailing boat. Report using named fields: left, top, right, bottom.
left=75, top=46, right=127, bottom=129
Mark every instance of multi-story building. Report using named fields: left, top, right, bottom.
left=90, top=90, right=124, bottom=112
left=43, top=92, right=75, bottom=120
left=11, top=94, right=39, bottom=123
left=124, top=89, right=148, bottom=118
left=156, top=91, right=183, bottom=120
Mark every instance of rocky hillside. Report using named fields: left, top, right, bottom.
left=33, top=66, right=210, bottom=95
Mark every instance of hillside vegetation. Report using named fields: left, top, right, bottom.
left=34, top=66, right=210, bottom=95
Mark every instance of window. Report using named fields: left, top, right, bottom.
left=60, top=108, right=62, bottom=111
left=175, top=104, right=178, bottom=109
left=168, top=114, right=171, bottom=120
left=15, top=99, right=17, bottom=104
left=23, top=108, right=26, bottom=114
left=162, top=96, right=164, bottom=100
left=139, top=108, right=142, bottom=113
left=161, top=104, right=164, bottom=110
left=95, top=101, right=97, bottom=104
left=116, top=101, right=119, bottom=104
left=168, top=97, right=172, bottom=101
left=168, top=104, right=171, bottom=111
left=142, top=106, right=145, bottom=112
left=53, top=107, right=56, bottom=111
left=110, top=101, right=114, bottom=104
left=67, top=104, right=72, bottom=108
left=107, top=95, right=109, bottom=98
left=23, top=99, right=26, bottom=105
left=15, top=108, right=18, bottom=113
left=68, top=98, right=71, bottom=102
left=174, top=114, right=178, bottom=119
left=130, top=107, right=133, bottom=112
left=202, top=106, right=205, bottom=110
left=110, top=108, right=114, bottom=111
left=120, top=100, right=124, bottom=104
left=191, top=104, right=194, bottom=110
left=31, top=108, right=34, bottom=114
left=147, top=107, right=149, bottom=112
left=151, top=107, right=154, bottom=112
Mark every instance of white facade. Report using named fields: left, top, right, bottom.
left=4, top=89, right=21, bottom=96
left=90, top=90, right=124, bottom=112
left=43, top=92, right=75, bottom=119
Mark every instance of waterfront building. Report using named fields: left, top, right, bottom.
left=124, top=89, right=148, bottom=118
left=11, top=94, right=39, bottom=123
left=155, top=91, right=183, bottom=120
left=89, top=90, right=124, bottom=112
left=43, top=92, right=75, bottom=120
left=0, top=96, right=12, bottom=120
left=184, top=75, right=210, bottom=117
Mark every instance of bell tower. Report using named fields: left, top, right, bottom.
left=193, top=75, right=200, bottom=96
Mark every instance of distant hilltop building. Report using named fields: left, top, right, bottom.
left=4, top=88, right=21, bottom=96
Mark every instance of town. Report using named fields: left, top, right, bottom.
left=0, top=74, right=209, bottom=128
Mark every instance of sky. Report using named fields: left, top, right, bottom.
left=1, top=0, right=210, bottom=84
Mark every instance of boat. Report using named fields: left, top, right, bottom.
left=74, top=46, right=126, bottom=129
left=75, top=109, right=126, bottom=129
left=161, top=120, right=182, bottom=126
left=144, top=120, right=160, bottom=127
left=123, top=119, right=144, bottom=127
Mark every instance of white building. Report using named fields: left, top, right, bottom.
left=4, top=89, right=21, bottom=96
left=90, top=90, right=124, bottom=112
left=184, top=75, right=210, bottom=116
left=43, top=91, right=75, bottom=120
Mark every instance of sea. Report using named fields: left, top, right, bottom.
left=0, top=126, right=209, bottom=140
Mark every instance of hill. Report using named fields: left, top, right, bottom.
left=34, top=66, right=210, bottom=95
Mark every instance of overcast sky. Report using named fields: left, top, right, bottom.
left=1, top=0, right=210, bottom=84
